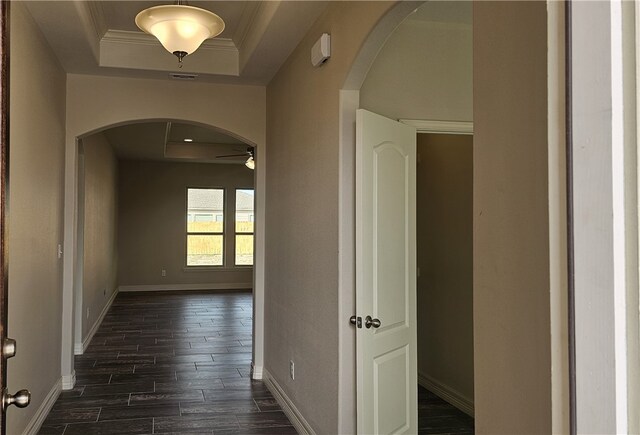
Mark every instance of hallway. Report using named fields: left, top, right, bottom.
left=38, top=291, right=294, bottom=435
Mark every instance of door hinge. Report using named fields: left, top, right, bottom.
left=349, top=315, right=362, bottom=328
left=2, top=338, right=15, bottom=359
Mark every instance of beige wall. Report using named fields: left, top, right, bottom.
left=474, top=2, right=551, bottom=433
left=118, top=160, right=253, bottom=288
left=66, top=74, right=266, bottom=147
left=7, top=2, right=67, bottom=433
left=265, top=2, right=397, bottom=433
left=360, top=2, right=472, bottom=122
left=417, top=134, right=473, bottom=407
left=81, top=133, right=118, bottom=340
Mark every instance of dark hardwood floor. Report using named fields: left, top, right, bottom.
left=39, top=291, right=295, bottom=435
left=38, top=290, right=473, bottom=434
left=418, top=386, right=474, bottom=434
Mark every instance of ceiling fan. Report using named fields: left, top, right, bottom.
left=216, top=146, right=255, bottom=170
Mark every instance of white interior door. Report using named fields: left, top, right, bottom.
left=356, top=109, right=417, bottom=434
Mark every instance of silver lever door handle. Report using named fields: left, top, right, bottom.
left=365, top=316, right=381, bottom=329
left=2, top=388, right=30, bottom=411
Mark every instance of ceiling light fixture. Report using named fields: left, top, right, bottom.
left=135, top=1, right=225, bottom=68
left=183, top=138, right=193, bottom=142
left=245, top=156, right=255, bottom=170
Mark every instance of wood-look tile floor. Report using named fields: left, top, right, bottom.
left=418, top=386, right=474, bottom=434
left=39, top=291, right=295, bottom=435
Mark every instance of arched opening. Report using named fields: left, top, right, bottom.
left=62, top=117, right=265, bottom=389
left=78, top=119, right=258, bottom=149
left=338, top=2, right=474, bottom=432
left=338, top=1, right=565, bottom=433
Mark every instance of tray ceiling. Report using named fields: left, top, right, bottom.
left=24, top=1, right=328, bottom=85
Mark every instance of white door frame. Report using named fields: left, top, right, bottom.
left=570, top=1, right=638, bottom=432
left=73, top=140, right=85, bottom=356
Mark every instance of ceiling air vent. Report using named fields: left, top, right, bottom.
left=169, top=72, right=198, bottom=81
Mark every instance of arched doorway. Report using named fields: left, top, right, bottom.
left=73, top=119, right=254, bottom=347
left=337, top=1, right=567, bottom=433
left=62, top=98, right=264, bottom=388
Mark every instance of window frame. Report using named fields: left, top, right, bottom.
left=185, top=187, right=226, bottom=267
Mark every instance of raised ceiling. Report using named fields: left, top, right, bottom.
left=24, top=1, right=328, bottom=164
left=102, top=121, right=250, bottom=164
left=25, top=1, right=470, bottom=164
left=24, top=1, right=328, bottom=85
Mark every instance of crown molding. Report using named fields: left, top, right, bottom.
left=233, top=1, right=264, bottom=51
left=70, top=0, right=106, bottom=63
left=237, top=1, right=281, bottom=71
left=87, top=1, right=107, bottom=40
left=101, top=30, right=237, bottom=52
left=100, top=30, right=239, bottom=75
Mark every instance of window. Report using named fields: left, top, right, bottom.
left=235, top=189, right=254, bottom=265
left=187, top=188, right=224, bottom=266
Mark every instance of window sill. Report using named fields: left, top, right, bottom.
left=183, top=266, right=253, bottom=273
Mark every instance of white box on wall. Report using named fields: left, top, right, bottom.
left=311, top=33, right=331, bottom=67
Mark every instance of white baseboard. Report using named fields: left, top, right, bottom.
left=61, top=370, right=76, bottom=390
left=118, top=283, right=252, bottom=292
left=75, top=288, right=119, bottom=355
left=418, top=371, right=474, bottom=417
left=263, top=369, right=315, bottom=435
left=251, top=363, right=263, bottom=380
left=23, top=377, right=61, bottom=435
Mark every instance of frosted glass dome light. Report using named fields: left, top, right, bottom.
left=135, top=4, right=225, bottom=66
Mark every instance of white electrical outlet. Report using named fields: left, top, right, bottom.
left=289, top=360, right=295, bottom=380
left=86, top=307, right=90, bottom=319
left=161, top=269, right=166, bottom=277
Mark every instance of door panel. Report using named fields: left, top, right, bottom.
left=374, top=144, right=408, bottom=329
left=374, top=345, right=410, bottom=434
left=356, top=109, right=416, bottom=434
